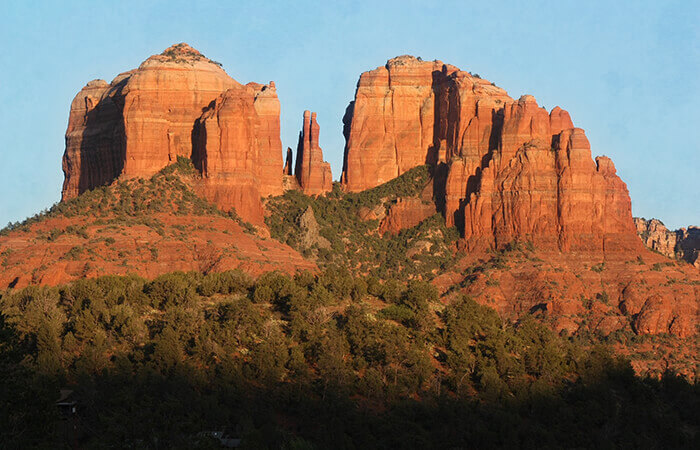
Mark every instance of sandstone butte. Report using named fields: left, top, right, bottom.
left=62, top=43, right=290, bottom=225
left=341, top=55, right=642, bottom=253
left=11, top=47, right=698, bottom=342
left=342, top=55, right=698, bottom=338
left=293, top=111, right=333, bottom=195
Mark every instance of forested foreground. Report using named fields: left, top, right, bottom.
left=1, top=268, right=697, bottom=449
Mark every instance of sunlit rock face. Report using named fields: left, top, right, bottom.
left=341, top=56, right=641, bottom=254
left=62, top=43, right=283, bottom=224
left=294, top=111, right=332, bottom=196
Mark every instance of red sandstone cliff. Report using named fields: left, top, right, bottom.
left=192, top=82, right=283, bottom=223
left=294, top=111, right=333, bottom=195
left=62, top=43, right=283, bottom=224
left=341, top=56, right=641, bottom=254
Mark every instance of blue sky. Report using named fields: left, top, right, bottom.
left=0, top=0, right=697, bottom=229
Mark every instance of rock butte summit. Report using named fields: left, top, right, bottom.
left=341, top=55, right=641, bottom=253
left=62, top=43, right=333, bottom=224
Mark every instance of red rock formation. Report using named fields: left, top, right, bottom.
left=294, top=111, right=333, bottom=195
left=62, top=79, right=128, bottom=199
left=341, top=56, right=642, bottom=254
left=341, top=57, right=446, bottom=192
left=634, top=294, right=696, bottom=337
left=379, top=197, right=436, bottom=235
left=463, top=126, right=640, bottom=252
left=62, top=43, right=283, bottom=224
left=341, top=56, right=510, bottom=192
left=192, top=82, right=283, bottom=224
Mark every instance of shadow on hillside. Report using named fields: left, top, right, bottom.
left=1, top=318, right=696, bottom=449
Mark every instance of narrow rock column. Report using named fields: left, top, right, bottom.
left=294, top=110, right=333, bottom=195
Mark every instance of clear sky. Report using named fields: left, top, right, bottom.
left=0, top=0, right=697, bottom=229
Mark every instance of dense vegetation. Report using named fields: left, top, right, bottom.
left=1, top=269, right=697, bottom=448
left=266, top=166, right=459, bottom=279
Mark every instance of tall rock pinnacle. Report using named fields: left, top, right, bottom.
left=294, top=111, right=333, bottom=195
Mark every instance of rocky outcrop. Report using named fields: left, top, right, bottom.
left=463, top=126, right=640, bottom=252
left=294, top=111, right=333, bottom=195
left=192, top=82, right=283, bottom=224
left=379, top=198, right=436, bottom=234
left=634, top=294, right=696, bottom=337
left=635, top=218, right=700, bottom=267
left=677, top=227, right=700, bottom=267
left=341, top=56, right=509, bottom=192
left=62, top=43, right=283, bottom=224
left=297, top=206, right=330, bottom=249
left=341, top=56, right=641, bottom=254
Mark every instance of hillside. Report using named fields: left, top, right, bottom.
left=1, top=267, right=697, bottom=448
left=265, top=166, right=699, bottom=377
left=0, top=159, right=314, bottom=289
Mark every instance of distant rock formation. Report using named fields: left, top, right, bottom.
left=635, top=218, right=700, bottom=267
left=341, top=56, right=641, bottom=253
left=294, top=111, right=333, bottom=195
left=62, top=43, right=282, bottom=224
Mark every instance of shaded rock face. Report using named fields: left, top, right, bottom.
left=294, top=111, right=333, bottom=195
left=341, top=56, right=641, bottom=253
left=635, top=218, right=700, bottom=268
left=677, top=227, right=700, bottom=268
left=283, top=147, right=294, bottom=176
left=62, top=43, right=283, bottom=224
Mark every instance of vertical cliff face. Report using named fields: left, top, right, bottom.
left=341, top=56, right=447, bottom=191
left=341, top=56, right=511, bottom=192
left=462, top=126, right=639, bottom=252
left=294, top=111, right=333, bottom=195
left=118, top=45, right=240, bottom=178
left=191, top=82, right=284, bottom=224
left=62, top=43, right=283, bottom=224
left=341, top=56, right=642, bottom=253
left=62, top=78, right=128, bottom=199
